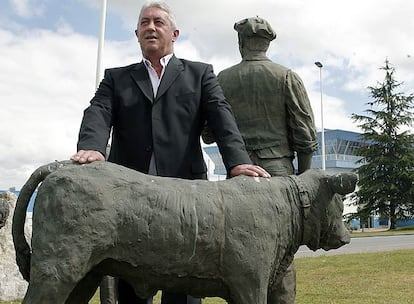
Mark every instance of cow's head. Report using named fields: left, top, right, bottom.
left=298, top=170, right=357, bottom=251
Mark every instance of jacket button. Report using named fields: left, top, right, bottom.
left=145, top=145, right=152, bottom=152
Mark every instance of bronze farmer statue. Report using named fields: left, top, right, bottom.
left=204, top=17, right=318, bottom=304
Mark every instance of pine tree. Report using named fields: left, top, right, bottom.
left=351, top=59, right=414, bottom=230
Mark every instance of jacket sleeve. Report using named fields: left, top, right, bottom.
left=285, top=70, right=318, bottom=155
left=201, top=64, right=252, bottom=170
left=77, top=69, right=114, bottom=156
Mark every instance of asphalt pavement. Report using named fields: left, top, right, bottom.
left=295, top=233, right=414, bottom=258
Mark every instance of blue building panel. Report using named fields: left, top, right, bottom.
left=203, top=145, right=226, bottom=175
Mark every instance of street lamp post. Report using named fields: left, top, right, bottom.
left=314, top=61, right=326, bottom=170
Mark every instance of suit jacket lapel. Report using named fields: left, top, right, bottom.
left=130, top=63, right=154, bottom=102
left=155, top=56, right=183, bottom=103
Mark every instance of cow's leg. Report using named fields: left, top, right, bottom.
left=65, top=270, right=103, bottom=304
left=23, top=254, right=98, bottom=304
left=22, top=271, right=100, bottom=304
left=227, top=278, right=268, bottom=304
left=267, top=263, right=296, bottom=304
left=229, top=288, right=267, bottom=304
left=22, top=281, right=74, bottom=304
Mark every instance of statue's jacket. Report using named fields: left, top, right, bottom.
left=218, top=58, right=318, bottom=158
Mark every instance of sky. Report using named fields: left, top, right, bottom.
left=1, top=0, right=413, bottom=189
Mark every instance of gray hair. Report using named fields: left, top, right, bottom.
left=138, top=1, right=178, bottom=30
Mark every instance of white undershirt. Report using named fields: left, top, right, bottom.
left=142, top=54, right=173, bottom=175
left=143, top=53, right=173, bottom=97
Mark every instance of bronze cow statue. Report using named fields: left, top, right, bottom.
left=13, top=161, right=357, bottom=304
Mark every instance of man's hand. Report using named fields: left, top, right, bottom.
left=71, top=150, right=105, bottom=164
left=230, top=164, right=271, bottom=178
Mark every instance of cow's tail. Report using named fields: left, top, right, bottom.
left=12, top=160, right=77, bottom=281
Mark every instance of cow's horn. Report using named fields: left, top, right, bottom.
left=328, top=173, right=358, bottom=195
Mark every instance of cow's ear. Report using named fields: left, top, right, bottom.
left=328, top=173, right=358, bottom=195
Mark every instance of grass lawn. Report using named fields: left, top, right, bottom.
left=295, top=249, right=414, bottom=304
left=3, top=249, right=413, bottom=304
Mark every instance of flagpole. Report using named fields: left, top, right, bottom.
left=95, top=0, right=107, bottom=90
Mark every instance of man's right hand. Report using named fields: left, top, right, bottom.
left=71, top=150, right=105, bottom=164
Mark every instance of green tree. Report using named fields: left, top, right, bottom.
left=351, top=59, right=414, bottom=230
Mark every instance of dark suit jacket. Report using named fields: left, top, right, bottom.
left=77, top=56, right=251, bottom=179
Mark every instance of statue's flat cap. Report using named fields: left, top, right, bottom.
left=234, top=17, right=276, bottom=40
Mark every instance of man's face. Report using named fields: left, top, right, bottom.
left=136, top=7, right=179, bottom=60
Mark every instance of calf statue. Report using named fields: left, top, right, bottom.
left=13, top=160, right=357, bottom=304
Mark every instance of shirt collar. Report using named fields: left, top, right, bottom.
left=143, top=53, right=174, bottom=69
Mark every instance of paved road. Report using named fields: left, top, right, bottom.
left=295, top=233, right=414, bottom=258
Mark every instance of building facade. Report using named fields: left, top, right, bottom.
left=203, top=129, right=366, bottom=177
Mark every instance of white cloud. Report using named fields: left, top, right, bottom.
left=0, top=25, right=140, bottom=189
left=9, top=0, right=45, bottom=18
left=106, top=0, right=414, bottom=118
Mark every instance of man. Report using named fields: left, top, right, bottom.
left=71, top=2, right=269, bottom=304
left=205, top=17, right=318, bottom=303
